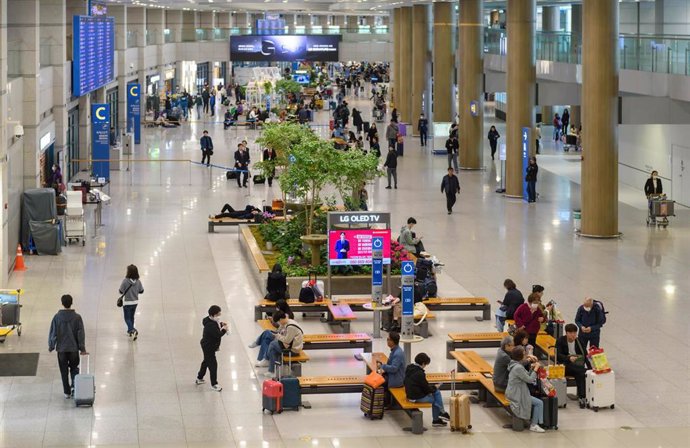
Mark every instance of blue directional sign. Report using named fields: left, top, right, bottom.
left=522, top=127, right=530, bottom=201
left=91, top=104, right=110, bottom=180
left=127, top=83, right=141, bottom=144
left=401, top=261, right=415, bottom=317
left=372, top=237, right=383, bottom=287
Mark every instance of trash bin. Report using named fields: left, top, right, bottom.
left=573, top=209, right=581, bottom=231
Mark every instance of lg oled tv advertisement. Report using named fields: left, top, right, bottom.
left=328, top=229, right=391, bottom=266
left=230, top=35, right=340, bottom=62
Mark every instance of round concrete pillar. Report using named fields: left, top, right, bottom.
left=459, top=0, right=484, bottom=169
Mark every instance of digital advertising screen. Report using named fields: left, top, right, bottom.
left=292, top=73, right=311, bottom=84
left=230, top=35, right=340, bottom=62
left=72, top=15, right=115, bottom=97
left=328, top=229, right=391, bottom=266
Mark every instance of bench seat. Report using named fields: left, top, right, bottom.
left=257, top=320, right=372, bottom=352
left=423, top=297, right=491, bottom=321
left=447, top=332, right=508, bottom=357
left=240, top=226, right=270, bottom=273
left=450, top=350, right=494, bottom=374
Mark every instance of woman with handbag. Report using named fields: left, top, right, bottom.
left=118, top=264, right=144, bottom=340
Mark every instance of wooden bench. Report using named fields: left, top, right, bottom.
left=535, top=334, right=556, bottom=359
left=447, top=332, right=508, bottom=358
left=423, top=297, right=492, bottom=321
left=240, top=226, right=270, bottom=273
left=208, top=216, right=253, bottom=232
left=279, top=350, right=310, bottom=376
left=450, top=350, right=494, bottom=374
left=327, top=301, right=356, bottom=332
left=254, top=299, right=328, bottom=320
left=257, top=320, right=372, bottom=353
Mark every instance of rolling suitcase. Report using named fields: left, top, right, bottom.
left=586, top=370, right=615, bottom=412
left=363, top=121, right=370, bottom=133
left=449, top=370, right=472, bottom=433
left=360, top=384, right=384, bottom=419
left=0, top=303, right=20, bottom=326
left=279, top=355, right=301, bottom=411
left=262, top=371, right=283, bottom=414
left=547, top=344, right=567, bottom=408
left=541, top=396, right=558, bottom=429
left=73, top=354, right=95, bottom=407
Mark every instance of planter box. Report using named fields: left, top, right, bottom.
left=239, top=224, right=400, bottom=298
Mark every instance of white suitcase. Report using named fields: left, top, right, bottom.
left=586, top=369, right=615, bottom=412
left=73, top=354, right=95, bottom=407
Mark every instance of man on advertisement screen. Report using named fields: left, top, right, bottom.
left=335, top=232, right=350, bottom=259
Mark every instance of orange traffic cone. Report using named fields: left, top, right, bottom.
left=14, top=244, right=26, bottom=271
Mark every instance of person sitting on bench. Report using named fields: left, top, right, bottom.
left=556, top=323, right=590, bottom=409
left=249, top=299, right=294, bottom=368
left=493, top=335, right=515, bottom=393
left=211, top=204, right=260, bottom=220
left=265, top=264, right=288, bottom=302
left=223, top=109, right=235, bottom=129
left=404, top=352, right=450, bottom=427
left=264, top=311, right=303, bottom=377
left=506, top=346, right=545, bottom=433
left=375, top=332, right=405, bottom=406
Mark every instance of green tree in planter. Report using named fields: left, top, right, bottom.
left=332, top=149, right=382, bottom=210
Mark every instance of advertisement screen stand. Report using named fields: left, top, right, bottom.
left=399, top=261, right=423, bottom=365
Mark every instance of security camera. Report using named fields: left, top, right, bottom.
left=13, top=124, right=24, bottom=138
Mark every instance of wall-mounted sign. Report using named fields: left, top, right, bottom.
left=470, top=100, right=480, bottom=117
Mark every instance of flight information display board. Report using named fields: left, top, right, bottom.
left=72, top=15, right=115, bottom=97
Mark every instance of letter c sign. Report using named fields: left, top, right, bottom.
left=95, top=106, right=107, bottom=121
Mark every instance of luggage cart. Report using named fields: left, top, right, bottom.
left=647, top=195, right=675, bottom=228
left=0, top=289, right=23, bottom=342
left=563, top=134, right=579, bottom=151
left=65, top=191, right=86, bottom=245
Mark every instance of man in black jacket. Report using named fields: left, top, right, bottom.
left=556, top=323, right=590, bottom=408
left=441, top=168, right=461, bottom=214
left=404, top=353, right=450, bottom=427
left=48, top=294, right=87, bottom=399
left=196, top=305, right=228, bottom=392
left=200, top=130, right=213, bottom=166
left=234, top=144, right=251, bottom=188
left=445, top=135, right=459, bottom=172
left=383, top=146, right=398, bottom=189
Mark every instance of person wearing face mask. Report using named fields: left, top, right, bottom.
left=196, top=305, right=228, bottom=392
left=513, top=293, right=544, bottom=347
left=644, top=170, right=663, bottom=222
left=575, top=297, right=605, bottom=350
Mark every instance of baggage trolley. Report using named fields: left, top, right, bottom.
left=0, top=289, right=23, bottom=342
left=65, top=191, right=86, bottom=245
left=563, top=134, right=579, bottom=152
left=647, top=195, right=675, bottom=228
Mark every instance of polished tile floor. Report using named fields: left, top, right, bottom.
left=0, top=87, right=688, bottom=447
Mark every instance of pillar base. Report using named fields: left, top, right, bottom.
left=504, top=194, right=523, bottom=199
left=459, top=166, right=485, bottom=171
left=575, top=231, right=622, bottom=239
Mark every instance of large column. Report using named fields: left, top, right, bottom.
left=0, top=0, right=8, bottom=282
left=111, top=5, right=128, bottom=131
left=581, top=0, right=619, bottom=238
left=541, top=6, right=560, bottom=31
left=411, top=5, right=428, bottom=133
left=570, top=4, right=582, bottom=62
left=505, top=0, right=536, bottom=197
left=181, top=10, right=197, bottom=42
left=199, top=11, right=215, bottom=29
left=147, top=8, right=165, bottom=46
left=398, top=7, right=412, bottom=124
left=392, top=8, right=401, bottom=115
left=433, top=2, right=453, bottom=123
left=459, top=0, right=484, bottom=169
left=8, top=0, right=40, bottom=189
left=166, top=10, right=182, bottom=43
left=127, top=7, right=146, bottom=88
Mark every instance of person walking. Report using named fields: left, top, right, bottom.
left=561, top=108, right=570, bottom=137
left=234, top=143, right=251, bottom=188
left=417, top=113, right=428, bottom=147
left=119, top=264, right=144, bottom=340
left=385, top=120, right=399, bottom=149
left=209, top=93, right=216, bottom=117
left=488, top=126, right=500, bottom=160
left=383, top=146, right=398, bottom=189
left=195, top=94, right=203, bottom=119
left=535, top=124, right=542, bottom=154
left=48, top=294, right=87, bottom=399
left=525, top=156, right=538, bottom=203
left=263, top=147, right=277, bottom=187
left=352, top=108, right=363, bottom=135
left=552, top=113, right=562, bottom=141
left=440, top=167, right=461, bottom=215
left=196, top=305, right=228, bottom=392
left=202, top=88, right=210, bottom=114
left=200, top=130, right=213, bottom=166
left=445, top=135, right=459, bottom=172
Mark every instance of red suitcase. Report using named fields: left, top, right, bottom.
left=262, top=379, right=283, bottom=414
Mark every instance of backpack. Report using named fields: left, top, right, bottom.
left=298, top=285, right=315, bottom=304
left=593, top=299, right=608, bottom=326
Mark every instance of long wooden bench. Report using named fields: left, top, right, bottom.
left=327, top=301, right=356, bottom=332
left=240, top=226, right=270, bottom=273
left=450, top=350, right=494, bottom=374
left=535, top=334, right=556, bottom=359
left=209, top=215, right=285, bottom=233
left=446, top=332, right=508, bottom=358
left=257, top=320, right=372, bottom=353
left=423, top=297, right=492, bottom=321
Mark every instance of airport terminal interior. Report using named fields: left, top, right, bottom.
left=0, top=0, right=689, bottom=447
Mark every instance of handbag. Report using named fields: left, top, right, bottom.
left=364, top=371, right=386, bottom=389
left=117, top=282, right=134, bottom=308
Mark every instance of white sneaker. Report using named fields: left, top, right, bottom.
left=255, top=359, right=269, bottom=367
left=530, top=424, right=545, bottom=433
left=248, top=341, right=259, bottom=348
left=211, top=384, right=223, bottom=392
left=195, top=378, right=206, bottom=385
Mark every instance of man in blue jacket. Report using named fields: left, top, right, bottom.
left=376, top=332, right=406, bottom=406
left=575, top=297, right=605, bottom=350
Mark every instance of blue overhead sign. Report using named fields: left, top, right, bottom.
left=91, top=103, right=110, bottom=179
left=127, top=83, right=141, bottom=144
left=401, top=261, right=415, bottom=317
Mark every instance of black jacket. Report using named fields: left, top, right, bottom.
left=556, top=335, right=591, bottom=368
left=488, top=129, right=500, bottom=143
left=404, top=364, right=434, bottom=400
left=418, top=118, right=428, bottom=132
left=48, top=309, right=86, bottom=353
left=525, top=164, right=538, bottom=182
left=352, top=110, right=363, bottom=127
left=234, top=150, right=250, bottom=168
left=200, top=316, right=227, bottom=352
left=266, top=272, right=288, bottom=301
left=384, top=150, right=398, bottom=169
left=503, top=288, right=525, bottom=319
left=200, top=135, right=213, bottom=150
left=441, top=174, right=460, bottom=196
left=644, top=178, right=663, bottom=196
left=445, top=138, right=459, bottom=155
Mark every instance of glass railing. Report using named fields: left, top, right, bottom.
left=151, top=26, right=389, bottom=43
left=485, top=28, right=690, bottom=76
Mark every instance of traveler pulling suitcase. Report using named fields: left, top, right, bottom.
left=279, top=356, right=301, bottom=411
left=586, top=369, right=615, bottom=412
left=449, top=370, right=472, bottom=433
left=360, top=384, right=385, bottom=419
left=74, top=354, right=95, bottom=407
left=262, top=372, right=283, bottom=414
left=541, top=396, right=559, bottom=429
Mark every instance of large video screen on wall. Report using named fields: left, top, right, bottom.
left=328, top=229, right=391, bottom=266
left=72, top=15, right=115, bottom=97
left=230, top=35, right=340, bottom=62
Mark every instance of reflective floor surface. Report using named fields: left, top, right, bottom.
left=0, top=88, right=688, bottom=447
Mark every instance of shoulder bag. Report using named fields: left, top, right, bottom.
left=117, top=282, right=135, bottom=308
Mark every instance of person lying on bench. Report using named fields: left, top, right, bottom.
left=249, top=299, right=294, bottom=368
left=265, top=263, right=288, bottom=302
left=211, top=204, right=260, bottom=220
left=376, top=332, right=405, bottom=406
left=264, top=311, right=303, bottom=378
left=404, top=352, right=450, bottom=427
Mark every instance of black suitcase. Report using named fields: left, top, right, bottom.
left=0, top=303, right=20, bottom=326
left=360, top=384, right=384, bottom=419
left=253, top=175, right=265, bottom=184
left=226, top=170, right=238, bottom=180
left=541, top=396, right=558, bottom=429
left=363, top=121, right=370, bottom=133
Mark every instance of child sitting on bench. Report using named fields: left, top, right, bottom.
left=211, top=204, right=260, bottom=220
